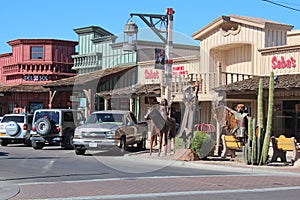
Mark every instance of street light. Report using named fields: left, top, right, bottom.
left=123, top=8, right=175, bottom=111
left=123, top=21, right=138, bottom=52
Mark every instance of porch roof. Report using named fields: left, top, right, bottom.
left=97, top=83, right=161, bottom=97
left=43, top=65, right=136, bottom=88
left=214, top=74, right=300, bottom=92
left=0, top=84, right=49, bottom=93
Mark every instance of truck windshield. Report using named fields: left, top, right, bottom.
left=86, top=113, right=123, bottom=124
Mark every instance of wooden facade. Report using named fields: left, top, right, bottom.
left=0, top=39, right=78, bottom=114
left=192, top=15, right=300, bottom=144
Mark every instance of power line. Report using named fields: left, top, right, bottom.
left=276, top=1, right=300, bottom=7
left=262, top=0, right=300, bottom=12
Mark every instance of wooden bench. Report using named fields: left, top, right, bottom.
left=271, top=135, right=300, bottom=163
left=221, top=135, right=243, bottom=158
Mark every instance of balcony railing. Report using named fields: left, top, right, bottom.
left=169, top=71, right=254, bottom=97
left=222, top=72, right=253, bottom=85
left=72, top=53, right=102, bottom=70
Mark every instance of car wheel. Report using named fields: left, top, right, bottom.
left=75, top=148, right=86, bottom=155
left=6, top=121, right=20, bottom=136
left=32, top=142, right=44, bottom=150
left=63, top=131, right=74, bottom=150
left=35, top=118, right=53, bottom=135
left=0, top=139, right=8, bottom=146
left=119, top=137, right=127, bottom=153
left=137, top=138, right=146, bottom=151
left=24, top=138, right=32, bottom=147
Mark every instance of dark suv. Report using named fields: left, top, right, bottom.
left=31, top=109, right=85, bottom=150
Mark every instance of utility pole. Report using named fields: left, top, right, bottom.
left=124, top=8, right=175, bottom=109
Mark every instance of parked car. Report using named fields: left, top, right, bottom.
left=73, top=110, right=148, bottom=155
left=0, top=113, right=33, bottom=146
left=31, top=109, right=85, bottom=150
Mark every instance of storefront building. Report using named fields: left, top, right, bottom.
left=192, top=15, right=300, bottom=142
left=0, top=39, right=77, bottom=114
left=67, top=25, right=200, bottom=120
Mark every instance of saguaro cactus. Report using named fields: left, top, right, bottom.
left=243, top=72, right=274, bottom=165
left=260, top=71, right=274, bottom=165
left=251, top=118, right=257, bottom=164
left=257, top=78, right=264, bottom=162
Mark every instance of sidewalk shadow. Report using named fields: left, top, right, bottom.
left=203, top=157, right=231, bottom=161
left=85, top=147, right=143, bottom=157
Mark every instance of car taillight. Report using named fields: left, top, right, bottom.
left=32, top=127, right=36, bottom=131
left=23, top=124, right=28, bottom=130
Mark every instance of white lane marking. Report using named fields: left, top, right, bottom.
left=43, top=160, right=55, bottom=171
left=40, top=186, right=300, bottom=200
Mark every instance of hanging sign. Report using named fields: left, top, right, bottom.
left=155, top=48, right=165, bottom=69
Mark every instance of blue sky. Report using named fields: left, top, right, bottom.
left=1, top=0, right=300, bottom=53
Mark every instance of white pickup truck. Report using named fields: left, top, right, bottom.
left=73, top=110, right=148, bottom=155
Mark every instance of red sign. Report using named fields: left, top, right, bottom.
left=144, top=69, right=159, bottom=79
left=271, top=56, right=296, bottom=69
left=172, top=66, right=188, bottom=75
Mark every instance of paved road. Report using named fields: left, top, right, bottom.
left=1, top=144, right=300, bottom=200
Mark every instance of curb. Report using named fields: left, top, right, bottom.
left=126, top=152, right=300, bottom=176
left=0, top=181, right=20, bottom=200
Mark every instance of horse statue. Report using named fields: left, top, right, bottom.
left=144, top=100, right=177, bottom=156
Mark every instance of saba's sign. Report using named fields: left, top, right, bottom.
left=271, top=56, right=296, bottom=69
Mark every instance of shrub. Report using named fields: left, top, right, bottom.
left=191, top=131, right=214, bottom=159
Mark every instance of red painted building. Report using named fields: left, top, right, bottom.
left=0, top=39, right=78, bottom=114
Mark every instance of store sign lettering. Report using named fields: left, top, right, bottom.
left=172, top=66, right=188, bottom=75
left=24, top=75, right=48, bottom=81
left=144, top=69, right=159, bottom=79
left=271, top=56, right=296, bottom=69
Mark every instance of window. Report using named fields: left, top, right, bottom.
left=34, top=111, right=60, bottom=124
left=63, top=112, right=74, bottom=122
left=2, top=116, right=24, bottom=123
left=31, top=46, right=44, bottom=59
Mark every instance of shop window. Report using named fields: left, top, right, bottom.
left=31, top=46, right=44, bottom=59
left=29, top=102, right=43, bottom=114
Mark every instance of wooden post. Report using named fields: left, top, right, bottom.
left=83, top=89, right=92, bottom=116
left=49, top=90, right=57, bottom=108
left=214, top=61, right=222, bottom=156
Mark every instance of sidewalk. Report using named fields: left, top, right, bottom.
left=127, top=147, right=300, bottom=175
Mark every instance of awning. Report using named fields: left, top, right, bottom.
left=214, top=74, right=300, bottom=92
left=97, top=83, right=161, bottom=97
left=43, top=65, right=136, bottom=88
left=0, top=84, right=49, bottom=93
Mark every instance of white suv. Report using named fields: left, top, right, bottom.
left=0, top=113, right=33, bottom=146
left=31, top=109, right=85, bottom=150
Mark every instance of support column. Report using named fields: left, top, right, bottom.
left=214, top=61, right=222, bottom=156
left=83, top=89, right=93, bottom=116
left=49, top=90, right=57, bottom=108
left=104, top=97, right=109, bottom=111
left=129, top=97, right=134, bottom=112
